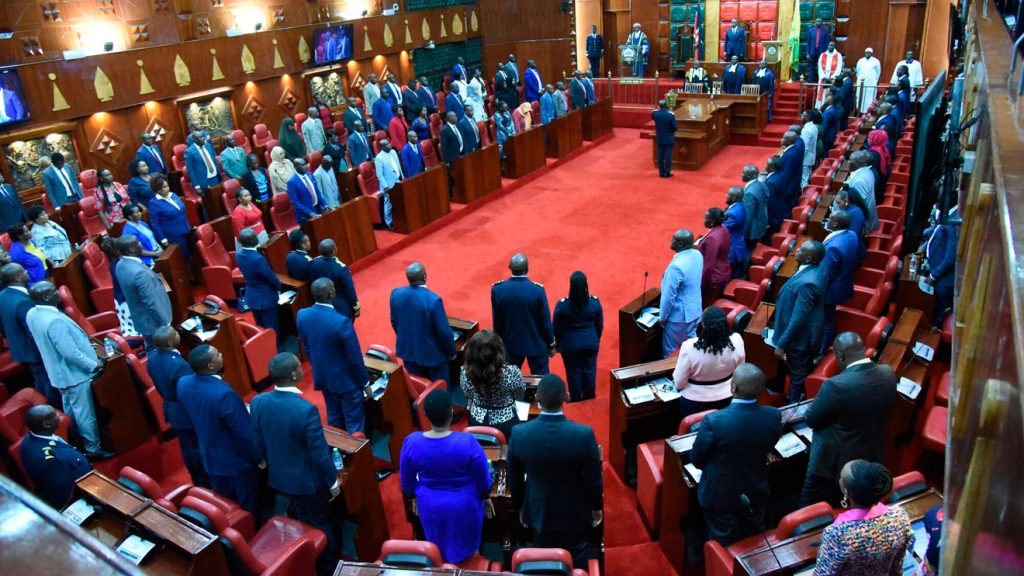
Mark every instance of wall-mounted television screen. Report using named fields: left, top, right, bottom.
left=0, top=68, right=30, bottom=127
left=312, top=24, right=354, bottom=65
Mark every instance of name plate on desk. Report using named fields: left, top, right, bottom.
left=116, top=534, right=156, bottom=565
left=62, top=498, right=97, bottom=525
left=624, top=385, right=656, bottom=405
left=774, top=432, right=807, bottom=458
left=912, top=342, right=935, bottom=362
left=898, top=377, right=922, bottom=400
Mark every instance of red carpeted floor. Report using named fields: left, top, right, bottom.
left=100, top=128, right=778, bottom=573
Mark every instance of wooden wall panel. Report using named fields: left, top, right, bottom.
left=484, top=39, right=575, bottom=88
left=882, top=1, right=927, bottom=79
left=477, top=0, right=572, bottom=44
left=840, top=0, right=891, bottom=72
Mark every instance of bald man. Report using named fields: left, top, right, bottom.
left=390, top=262, right=457, bottom=384
left=771, top=241, right=827, bottom=402
left=660, top=230, right=703, bottom=357
left=778, top=130, right=804, bottom=207
left=492, top=253, right=555, bottom=374
left=19, top=405, right=93, bottom=509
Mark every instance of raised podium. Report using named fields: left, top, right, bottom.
left=389, top=166, right=450, bottom=234
left=501, top=127, right=546, bottom=179
left=450, top=144, right=502, bottom=204
left=618, top=288, right=663, bottom=367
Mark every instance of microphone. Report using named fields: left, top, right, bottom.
left=740, top=493, right=783, bottom=572
left=641, top=270, right=649, bottom=299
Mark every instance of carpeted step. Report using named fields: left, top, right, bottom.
left=605, top=542, right=677, bottom=576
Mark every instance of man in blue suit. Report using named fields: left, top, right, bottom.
left=806, top=19, right=831, bottom=83
left=439, top=112, right=464, bottom=163
left=724, top=188, right=749, bottom=279
left=251, top=352, right=342, bottom=562
left=372, top=94, right=395, bottom=130
left=741, top=165, right=769, bottom=250
left=401, top=131, right=425, bottom=177
left=286, top=158, right=324, bottom=224
left=723, top=56, right=747, bottom=95
left=821, top=95, right=843, bottom=152
left=135, top=132, right=167, bottom=175
left=20, top=405, right=93, bottom=509
left=523, top=60, right=544, bottom=103
left=456, top=106, right=481, bottom=154
left=585, top=26, right=604, bottom=76
left=347, top=121, right=372, bottom=166
left=147, top=326, right=208, bottom=487
left=820, top=211, right=860, bottom=354
left=183, top=130, right=221, bottom=194
left=309, top=239, right=360, bottom=320
left=690, top=364, right=782, bottom=545
left=390, top=262, right=456, bottom=384
left=445, top=85, right=466, bottom=121
left=763, top=157, right=789, bottom=241
left=873, top=103, right=898, bottom=136
left=772, top=240, right=828, bottom=402
left=236, top=229, right=282, bottom=346
left=539, top=85, right=557, bottom=125
left=505, top=55, right=521, bottom=87
left=0, top=172, right=24, bottom=231
left=779, top=130, right=803, bottom=207
left=286, top=230, right=313, bottom=281
left=451, top=58, right=469, bottom=87
left=417, top=76, right=438, bottom=116
left=660, top=229, right=703, bottom=356
left=41, top=152, right=83, bottom=209
left=652, top=99, right=678, bottom=178
left=177, top=345, right=261, bottom=513
left=491, top=253, right=555, bottom=375
left=752, top=61, right=775, bottom=120
left=583, top=71, right=597, bottom=104
left=723, top=19, right=747, bottom=61
left=837, top=72, right=854, bottom=129
left=925, top=214, right=958, bottom=327
left=0, top=264, right=53, bottom=403
left=297, top=278, right=368, bottom=432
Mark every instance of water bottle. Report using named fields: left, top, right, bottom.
left=908, top=254, right=919, bottom=279
left=103, top=338, right=116, bottom=357
left=332, top=448, right=345, bottom=472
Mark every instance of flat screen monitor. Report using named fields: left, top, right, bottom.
left=312, top=24, right=354, bottom=65
left=0, top=68, right=30, bottom=127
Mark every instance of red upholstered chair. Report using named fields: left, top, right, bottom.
left=125, top=353, right=171, bottom=437
left=840, top=281, right=893, bottom=317
left=294, top=113, right=309, bottom=136
left=414, top=380, right=447, bottom=432
left=117, top=465, right=194, bottom=513
left=203, top=294, right=229, bottom=310
left=58, top=285, right=125, bottom=345
left=252, top=124, right=272, bottom=153
left=179, top=174, right=203, bottom=205
left=356, top=161, right=383, bottom=225
left=723, top=255, right=782, bottom=301
left=77, top=197, right=107, bottom=239
left=307, top=150, right=324, bottom=173
left=715, top=278, right=768, bottom=316
left=777, top=501, right=837, bottom=539
left=379, top=539, right=472, bottom=570
left=172, top=144, right=188, bottom=173
left=332, top=120, right=345, bottom=136
left=195, top=223, right=243, bottom=303
left=429, top=113, right=443, bottom=139
left=0, top=389, right=72, bottom=446
left=465, top=425, right=507, bottom=447
left=887, top=471, right=928, bottom=503
left=0, top=232, right=10, bottom=251
left=436, top=92, right=447, bottom=113
left=750, top=233, right=794, bottom=267
left=512, top=547, right=599, bottom=576
left=855, top=256, right=899, bottom=289
left=81, top=241, right=115, bottom=313
left=477, top=120, right=492, bottom=146
left=269, top=193, right=299, bottom=233
left=179, top=495, right=323, bottom=575
left=237, top=321, right=276, bottom=385
left=421, top=139, right=440, bottom=168
left=262, top=139, right=280, bottom=166
left=78, top=169, right=98, bottom=197
left=758, top=2, right=778, bottom=21
left=834, top=308, right=891, bottom=355
left=319, top=107, right=332, bottom=126
left=805, top=354, right=839, bottom=399
left=231, top=129, right=252, bottom=155
left=921, top=406, right=947, bottom=454
left=703, top=540, right=734, bottom=576
left=935, top=371, right=950, bottom=406
left=221, top=178, right=242, bottom=214
left=371, top=130, right=387, bottom=156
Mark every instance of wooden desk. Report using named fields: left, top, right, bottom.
left=671, top=92, right=768, bottom=136
left=894, top=255, right=935, bottom=321
left=58, top=201, right=87, bottom=244
left=662, top=99, right=732, bottom=171
left=301, top=205, right=345, bottom=259
left=275, top=275, right=310, bottom=360
left=581, top=97, right=614, bottom=141
left=608, top=358, right=679, bottom=481
left=176, top=304, right=253, bottom=398
left=830, top=160, right=852, bottom=194
left=502, top=127, right=546, bottom=179
left=545, top=110, right=584, bottom=158
left=742, top=303, right=781, bottom=385
left=153, top=244, right=191, bottom=325
left=734, top=490, right=943, bottom=575
left=92, top=350, right=153, bottom=454
left=363, top=355, right=414, bottom=470
left=259, top=232, right=289, bottom=276
left=770, top=235, right=811, bottom=301
left=451, top=144, right=502, bottom=204
left=806, top=194, right=835, bottom=242
left=338, top=169, right=361, bottom=203
left=658, top=400, right=814, bottom=572
left=618, top=288, right=664, bottom=368
left=448, top=316, right=480, bottom=384
left=337, top=197, right=377, bottom=263
left=73, top=471, right=229, bottom=575
left=323, top=427, right=389, bottom=561
left=334, top=563, right=457, bottom=575
left=390, top=166, right=450, bottom=234
left=200, top=183, right=227, bottom=222
left=53, top=239, right=95, bottom=315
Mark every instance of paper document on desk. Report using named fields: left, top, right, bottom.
left=774, top=432, right=806, bottom=458
left=370, top=376, right=388, bottom=400
left=793, top=422, right=814, bottom=443
left=624, top=385, right=656, bottom=405
left=762, top=327, right=777, bottom=348
left=917, top=277, right=935, bottom=295
left=278, top=290, right=297, bottom=305
left=897, top=377, right=922, bottom=400
left=62, top=498, right=96, bottom=525
left=196, top=329, right=218, bottom=342
left=912, top=341, right=934, bottom=362
left=636, top=306, right=660, bottom=329
left=116, top=534, right=156, bottom=565
left=651, top=377, right=681, bottom=401
left=684, top=462, right=703, bottom=483
left=515, top=401, right=531, bottom=422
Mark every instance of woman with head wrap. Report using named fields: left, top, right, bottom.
left=866, top=129, right=891, bottom=176
left=465, top=82, right=488, bottom=121
left=277, top=117, right=306, bottom=161
left=267, top=146, right=296, bottom=196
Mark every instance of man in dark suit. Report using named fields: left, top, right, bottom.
left=401, top=131, right=425, bottom=178
left=347, top=120, right=372, bottom=166
left=402, top=80, right=423, bottom=124
left=820, top=95, right=843, bottom=151
left=456, top=106, right=481, bottom=154
left=724, top=19, right=747, bottom=61
left=491, top=253, right=555, bottom=375
left=772, top=240, right=828, bottom=402
left=819, top=210, right=860, bottom=353
left=135, top=132, right=167, bottom=175
left=177, top=345, right=261, bottom=513
left=740, top=165, right=768, bottom=251
left=652, top=99, right=678, bottom=179
left=752, top=61, right=775, bottom=120
left=690, top=364, right=782, bottom=545
left=723, top=56, right=747, bottom=95
left=19, top=405, right=92, bottom=509
left=440, top=112, right=464, bottom=163
left=297, top=278, right=368, bottom=433
left=0, top=172, right=25, bottom=231
left=390, top=262, right=456, bottom=384
left=586, top=25, right=604, bottom=76
left=923, top=210, right=958, bottom=326
left=873, top=103, right=899, bottom=135
left=0, top=264, right=53, bottom=404
left=41, top=152, right=83, bottom=209
left=285, top=230, right=313, bottom=281
left=251, top=352, right=342, bottom=564
left=806, top=19, right=831, bottom=83
left=508, top=374, right=602, bottom=568
left=569, top=71, right=587, bottom=109
left=837, top=72, right=855, bottom=129
left=114, top=236, right=172, bottom=352
left=343, top=97, right=366, bottom=134
left=445, top=85, right=466, bottom=122
left=763, top=157, right=789, bottom=241
left=309, top=239, right=360, bottom=320
left=183, top=129, right=221, bottom=195
left=802, top=332, right=897, bottom=507
left=286, top=158, right=324, bottom=224
left=417, top=77, right=438, bottom=116
left=147, top=326, right=208, bottom=487
left=779, top=130, right=804, bottom=207
left=235, top=229, right=282, bottom=346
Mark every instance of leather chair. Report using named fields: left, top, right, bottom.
left=294, top=113, right=309, bottom=142
left=719, top=2, right=739, bottom=21
left=636, top=410, right=713, bottom=537
left=125, top=353, right=171, bottom=437
left=414, top=380, right=447, bottom=432
left=81, top=241, right=115, bottom=313
left=379, top=539, right=476, bottom=570
left=887, top=471, right=928, bottom=503
left=179, top=494, right=323, bottom=575
left=231, top=129, right=253, bottom=155
left=834, top=308, right=891, bottom=356
left=78, top=169, right=98, bottom=197
left=421, top=140, right=440, bottom=168
left=854, top=256, right=898, bottom=290
left=921, top=406, right=947, bottom=454
left=465, top=425, right=507, bottom=447
left=436, top=92, right=447, bottom=114
left=355, top=161, right=383, bottom=225
left=195, top=223, right=243, bottom=303
left=262, top=139, right=280, bottom=166
left=57, top=285, right=132, bottom=349
left=805, top=354, right=839, bottom=399
left=477, top=119, right=491, bottom=146
left=179, top=173, right=204, bottom=205
left=252, top=124, right=273, bottom=153
left=238, top=321, right=276, bottom=385
left=511, top=547, right=599, bottom=576
left=749, top=232, right=794, bottom=267
left=935, top=371, right=950, bottom=406
left=306, top=151, right=323, bottom=174
left=76, top=197, right=107, bottom=239
left=171, top=144, right=188, bottom=173
left=221, top=178, right=242, bottom=214
left=269, top=193, right=299, bottom=232
left=117, top=465, right=194, bottom=513
left=714, top=278, right=768, bottom=318
left=319, top=107, right=332, bottom=127
left=371, top=130, right=387, bottom=156
left=429, top=113, right=443, bottom=139
left=0, top=388, right=72, bottom=446
left=840, top=281, right=893, bottom=317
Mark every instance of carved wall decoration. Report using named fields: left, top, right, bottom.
left=298, top=37, right=311, bottom=63
left=97, top=0, right=117, bottom=16
left=384, top=23, right=393, bottom=47
left=89, top=127, right=125, bottom=162
left=41, top=2, right=62, bottom=22
left=440, top=15, right=447, bottom=38
left=422, top=18, right=430, bottom=40
left=21, top=37, right=44, bottom=57
left=137, top=60, right=155, bottom=95
left=272, top=7, right=286, bottom=25
left=241, top=45, right=257, bottom=74
left=308, top=70, right=347, bottom=109
left=349, top=71, right=366, bottom=93
left=196, top=17, right=212, bottom=36
left=211, top=49, right=225, bottom=81
left=130, top=22, right=151, bottom=45
left=145, top=117, right=172, bottom=143
left=277, top=86, right=299, bottom=113
left=211, top=0, right=224, bottom=6
left=174, top=54, right=191, bottom=86
left=153, top=0, right=170, bottom=12
left=94, top=68, right=114, bottom=102
left=242, top=94, right=266, bottom=122
left=4, top=132, right=79, bottom=191
left=405, top=20, right=413, bottom=44
left=363, top=26, right=372, bottom=52
left=183, top=96, right=236, bottom=138
left=48, top=73, right=70, bottom=112
left=471, top=10, right=478, bottom=32
left=273, top=39, right=284, bottom=68
left=452, top=14, right=463, bottom=36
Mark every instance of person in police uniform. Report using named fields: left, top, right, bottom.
left=309, top=239, right=360, bottom=320
left=390, top=262, right=457, bottom=384
left=553, top=271, right=603, bottom=402
left=491, top=253, right=555, bottom=375
left=20, top=404, right=92, bottom=509
left=285, top=230, right=313, bottom=281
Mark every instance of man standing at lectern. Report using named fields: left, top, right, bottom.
left=660, top=229, right=703, bottom=357
left=724, top=19, right=746, bottom=61
left=626, top=23, right=649, bottom=78
left=586, top=25, right=604, bottom=76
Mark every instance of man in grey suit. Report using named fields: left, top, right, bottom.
left=801, top=332, right=897, bottom=507
left=26, top=282, right=113, bottom=460
left=114, top=236, right=171, bottom=352
left=41, top=152, right=83, bottom=209
left=772, top=240, right=827, bottom=403
left=741, top=165, right=768, bottom=251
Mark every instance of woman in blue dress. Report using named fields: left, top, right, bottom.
left=147, top=173, right=192, bottom=263
left=121, top=203, right=163, bottom=267
left=399, top=389, right=493, bottom=564
left=127, top=159, right=155, bottom=208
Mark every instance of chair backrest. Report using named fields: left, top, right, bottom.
left=237, top=321, right=275, bottom=384
left=0, top=389, right=48, bottom=444
left=776, top=501, right=836, bottom=539
left=420, top=140, right=440, bottom=168
left=203, top=294, right=229, bottom=310
left=58, top=287, right=98, bottom=335
left=78, top=169, right=98, bottom=194
left=367, top=344, right=396, bottom=362
left=117, top=465, right=166, bottom=500
left=269, top=193, right=299, bottom=232
left=380, top=539, right=444, bottom=568
left=887, top=471, right=928, bottom=503
left=221, top=179, right=242, bottom=214
left=179, top=175, right=201, bottom=202
left=231, top=129, right=252, bottom=154
left=835, top=308, right=891, bottom=352
left=465, top=425, right=507, bottom=447
left=77, top=197, right=106, bottom=238
left=262, top=139, right=280, bottom=166
left=172, top=144, right=188, bottom=172
left=740, top=84, right=760, bottom=95
left=679, top=409, right=713, bottom=434
left=372, top=130, right=387, bottom=156
left=252, top=124, right=271, bottom=148
left=81, top=241, right=115, bottom=312
left=406, top=373, right=432, bottom=401
left=512, top=548, right=575, bottom=576
left=294, top=113, right=309, bottom=133
left=477, top=119, right=491, bottom=146
left=195, top=223, right=231, bottom=268
left=180, top=494, right=232, bottom=533
left=429, top=113, right=443, bottom=139
left=319, top=107, right=332, bottom=126
left=219, top=527, right=268, bottom=575
left=414, top=380, right=447, bottom=432
left=308, top=150, right=324, bottom=173
left=356, top=161, right=380, bottom=196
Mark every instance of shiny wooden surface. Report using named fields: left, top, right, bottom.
left=545, top=110, right=584, bottom=159
left=662, top=99, right=732, bottom=171
left=334, top=562, right=458, bottom=575
left=607, top=357, right=678, bottom=481
left=501, top=127, right=546, bottom=179
left=451, top=145, right=502, bottom=204
left=581, top=98, right=615, bottom=141
left=177, top=304, right=253, bottom=398
left=302, top=205, right=347, bottom=260
left=742, top=303, right=780, bottom=384
left=259, top=232, right=290, bottom=277
left=363, top=355, right=414, bottom=472
left=448, top=316, right=481, bottom=384
left=153, top=243, right=191, bottom=325
left=337, top=197, right=378, bottom=263
left=390, top=166, right=451, bottom=234
left=323, top=426, right=389, bottom=561
left=894, top=255, right=936, bottom=321
left=91, top=352, right=154, bottom=454
left=617, top=287, right=663, bottom=368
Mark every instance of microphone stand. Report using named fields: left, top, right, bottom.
left=740, top=493, right=784, bottom=572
